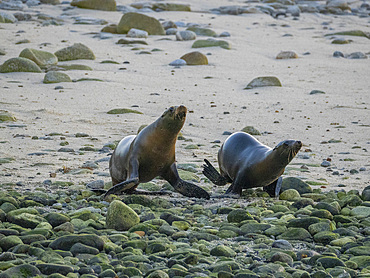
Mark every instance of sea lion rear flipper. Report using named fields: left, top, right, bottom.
left=104, top=177, right=139, bottom=199
left=174, top=179, right=210, bottom=199
left=202, top=159, right=228, bottom=186
left=263, top=177, right=282, bottom=198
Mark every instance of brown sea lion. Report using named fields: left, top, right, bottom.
left=203, top=132, right=302, bottom=197
left=105, top=105, right=210, bottom=199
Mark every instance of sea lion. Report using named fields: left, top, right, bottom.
left=203, top=132, right=302, bottom=197
left=105, top=105, right=210, bottom=199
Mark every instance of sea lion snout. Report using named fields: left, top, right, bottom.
left=175, top=105, right=187, bottom=120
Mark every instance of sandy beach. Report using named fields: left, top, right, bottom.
left=0, top=0, right=369, bottom=194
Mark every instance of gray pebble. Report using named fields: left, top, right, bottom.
left=333, top=51, right=344, bottom=57
left=347, top=52, right=367, bottom=59
left=169, top=59, right=186, bottom=66
left=321, top=160, right=331, bottom=167
left=219, top=31, right=230, bottom=37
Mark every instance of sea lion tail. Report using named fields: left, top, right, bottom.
left=174, top=180, right=210, bottom=199
left=202, top=159, right=227, bottom=186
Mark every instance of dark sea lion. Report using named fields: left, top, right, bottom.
left=203, top=132, right=302, bottom=197
left=105, top=105, right=210, bottom=199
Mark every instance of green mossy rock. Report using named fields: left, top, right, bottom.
left=153, top=3, right=191, bottom=11
left=57, top=64, right=92, bottom=71
left=241, top=126, right=261, bottom=135
left=281, top=177, right=313, bottom=194
left=180, top=51, right=208, bottom=65
left=106, top=200, right=140, bottom=231
left=0, top=110, right=16, bottom=122
left=43, top=71, right=72, bottom=83
left=227, top=209, right=253, bottom=223
left=210, top=245, right=236, bottom=257
left=192, top=39, right=231, bottom=49
left=107, top=108, right=142, bottom=114
left=186, top=27, right=217, bottom=37
left=326, top=30, right=370, bottom=39
left=54, top=43, right=95, bottom=61
left=71, top=0, right=116, bottom=11
left=0, top=57, right=42, bottom=73
left=19, top=48, right=58, bottom=68
left=117, top=12, right=165, bottom=35
left=245, top=76, right=282, bottom=89
left=0, top=264, right=41, bottom=277
left=0, top=235, right=23, bottom=251
left=49, top=234, right=104, bottom=251
left=278, top=228, right=312, bottom=241
left=279, top=189, right=301, bottom=201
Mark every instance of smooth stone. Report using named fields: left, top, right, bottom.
left=192, top=39, right=231, bottom=49
left=19, top=48, right=57, bottom=68
left=316, top=256, right=345, bottom=268
left=45, top=212, right=71, bottom=227
left=0, top=111, right=16, bottom=122
left=101, top=23, right=118, bottom=33
left=244, top=76, right=282, bottom=89
left=310, top=90, right=325, bottom=95
left=107, top=108, right=142, bottom=114
left=0, top=11, right=17, bottom=23
left=147, top=270, right=169, bottom=278
left=362, top=186, right=370, bottom=201
left=0, top=57, right=42, bottom=73
left=241, top=126, right=261, bottom=135
left=350, top=206, right=370, bottom=218
left=117, top=12, right=165, bottom=35
left=331, top=38, right=351, bottom=44
left=106, top=200, right=140, bottom=231
left=210, top=245, right=236, bottom=257
left=0, top=235, right=23, bottom=251
left=270, top=251, right=294, bottom=265
left=71, top=0, right=116, bottom=11
left=0, top=264, right=41, bottom=277
left=74, top=16, right=108, bottom=25
left=117, top=38, right=148, bottom=45
left=162, top=20, right=177, bottom=30
left=308, top=221, right=332, bottom=235
left=166, top=28, right=178, bottom=35
left=347, top=52, right=367, bottom=59
left=287, top=217, right=320, bottom=229
left=169, top=59, right=187, bottom=66
left=227, top=209, right=253, bottom=223
left=186, top=26, right=217, bottom=37
left=127, top=28, right=148, bottom=38
left=333, top=51, right=344, bottom=57
left=278, top=228, right=312, bottom=240
left=180, top=51, right=208, bottom=65
left=219, top=31, right=231, bottom=37
left=70, top=242, right=99, bottom=255
left=176, top=30, right=196, bottom=41
left=281, top=177, right=313, bottom=194
left=49, top=234, right=104, bottom=251
left=54, top=43, right=95, bottom=61
left=314, top=231, right=339, bottom=244
left=325, top=30, right=370, bottom=39
left=276, top=51, right=298, bottom=59
left=152, top=3, right=191, bottom=11
left=286, top=5, right=301, bottom=16
left=279, top=189, right=300, bottom=201
left=36, top=263, right=74, bottom=276
left=271, top=239, right=293, bottom=250
left=43, top=71, right=72, bottom=83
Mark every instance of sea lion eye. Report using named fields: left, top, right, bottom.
left=169, top=107, right=174, bottom=113
left=284, top=141, right=289, bottom=146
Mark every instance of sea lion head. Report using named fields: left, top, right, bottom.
left=160, top=105, right=187, bottom=132
left=273, top=139, right=302, bottom=165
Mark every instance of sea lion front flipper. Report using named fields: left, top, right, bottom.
left=104, top=177, right=139, bottom=199
left=202, top=159, right=228, bottom=186
left=263, top=177, right=282, bottom=198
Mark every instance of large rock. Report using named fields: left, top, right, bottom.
left=49, top=234, right=104, bottom=251
left=187, top=27, right=217, bottom=37
left=106, top=200, right=140, bottom=231
left=152, top=3, right=191, bottom=11
left=71, top=0, right=116, bottom=11
left=117, top=12, right=165, bottom=35
left=43, top=71, right=72, bottom=83
left=0, top=57, right=42, bottom=73
left=180, top=51, right=208, bottom=65
left=281, top=177, right=313, bottom=194
left=244, top=76, right=282, bottom=89
left=54, top=43, right=95, bottom=61
left=0, top=11, right=17, bottom=23
left=0, top=264, right=41, bottom=278
left=19, top=48, right=58, bottom=68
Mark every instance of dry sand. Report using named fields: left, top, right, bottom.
left=0, top=0, right=369, bottom=195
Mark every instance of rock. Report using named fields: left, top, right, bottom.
left=271, top=239, right=293, bottom=250
left=13, top=12, right=32, bottom=21
left=162, top=21, right=177, bottom=30
left=40, top=0, right=60, bottom=4
left=241, top=126, right=261, bottom=135
left=351, top=206, right=370, bottom=218
left=325, top=30, right=370, bottom=39
left=244, top=76, right=282, bottom=89
left=310, top=90, right=325, bottom=95
left=210, top=245, right=236, bottom=257
left=71, top=0, right=116, bottom=11
left=70, top=242, right=99, bottom=255
left=127, top=28, right=148, bottom=38
left=117, top=12, right=165, bottom=35
left=152, top=3, right=191, bottom=11
left=270, top=252, right=294, bottom=265
left=169, top=59, right=187, bottom=66
left=192, top=39, right=231, bottom=49
left=276, top=51, right=298, bottom=59
left=0, top=11, right=17, bottom=23
left=316, top=256, right=345, bottom=268
left=0, top=264, right=41, bottom=277
left=186, top=27, right=217, bottom=37
left=0, top=57, right=42, bottom=73
left=281, top=177, right=313, bottom=194
left=147, top=270, right=169, bottom=278
left=0, top=110, right=16, bottom=122
left=333, top=51, right=344, bottom=57
left=286, top=5, right=301, bottom=16
left=74, top=16, right=108, bottom=25
left=107, top=108, right=142, bottom=114
left=54, top=43, right=95, bottom=61
left=176, top=30, right=196, bottom=41
left=117, top=38, right=148, bottom=45
left=49, top=234, right=104, bottom=251
left=347, top=52, right=367, bottom=59
left=19, top=48, right=58, bottom=68
left=278, top=228, right=312, bottom=240
left=362, top=186, right=370, bottom=201
left=43, top=71, right=72, bottom=83
left=227, top=209, right=253, bottom=223
left=45, top=212, right=71, bottom=227
left=219, top=31, right=231, bottom=37
left=106, top=200, right=140, bottom=231
left=279, top=189, right=300, bottom=200
left=240, top=223, right=271, bottom=234
left=101, top=24, right=118, bottom=33
left=331, top=38, right=351, bottom=44
left=180, top=51, right=208, bottom=65
left=0, top=235, right=23, bottom=250
left=36, top=264, right=74, bottom=276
